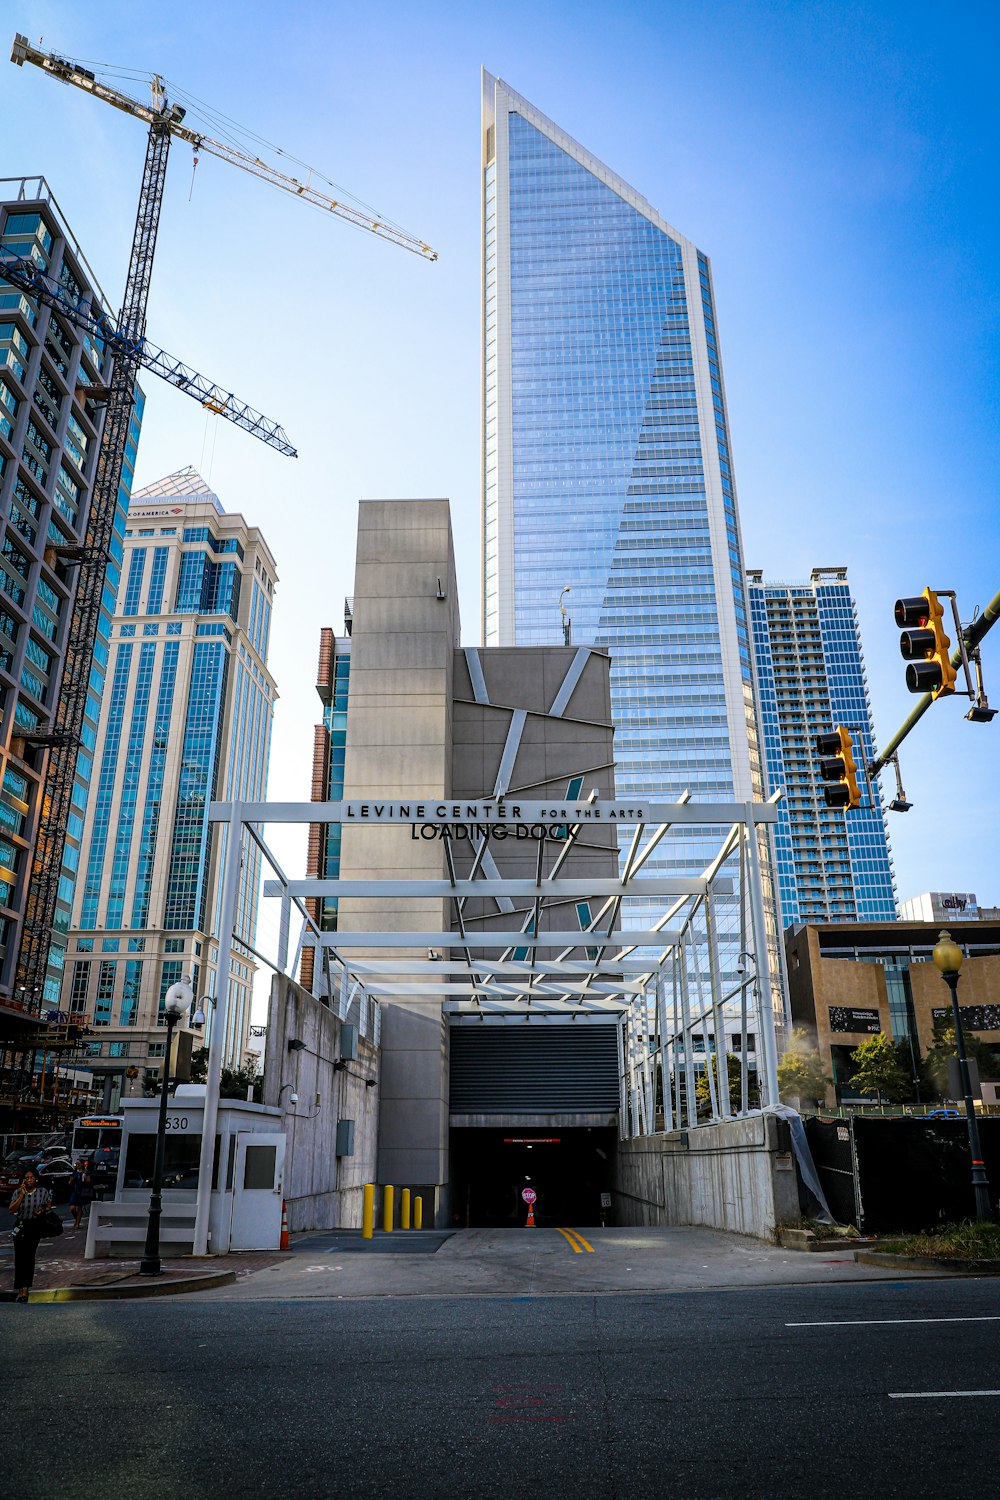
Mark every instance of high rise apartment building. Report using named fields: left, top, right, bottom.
left=747, top=567, right=896, bottom=925
left=481, top=76, right=782, bottom=1016
left=63, top=468, right=277, bottom=1095
left=0, top=178, right=144, bottom=1006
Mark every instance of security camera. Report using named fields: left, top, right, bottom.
left=289, top=1092, right=298, bottom=1105
left=736, top=960, right=746, bottom=975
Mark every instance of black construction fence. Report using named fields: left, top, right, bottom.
left=805, top=1114, right=1000, bottom=1234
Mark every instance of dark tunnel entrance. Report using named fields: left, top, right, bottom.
left=449, top=1127, right=616, bottom=1227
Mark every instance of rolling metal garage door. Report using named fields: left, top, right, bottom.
left=449, top=1023, right=621, bottom=1113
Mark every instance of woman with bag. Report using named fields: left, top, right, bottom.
left=9, top=1165, right=53, bottom=1302
left=68, top=1158, right=94, bottom=1231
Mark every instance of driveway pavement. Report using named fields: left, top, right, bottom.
left=192, top=1223, right=949, bottom=1301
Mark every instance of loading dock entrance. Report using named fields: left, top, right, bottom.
left=450, top=1126, right=616, bottom=1227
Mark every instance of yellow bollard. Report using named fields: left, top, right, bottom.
left=362, top=1183, right=374, bottom=1240
left=401, top=1187, right=411, bottom=1230
left=383, top=1183, right=394, bottom=1233
left=414, top=1196, right=423, bottom=1231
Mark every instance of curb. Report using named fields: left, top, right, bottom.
left=777, top=1230, right=895, bottom=1254
left=2, top=1269, right=237, bottom=1303
left=855, top=1251, right=1000, bottom=1274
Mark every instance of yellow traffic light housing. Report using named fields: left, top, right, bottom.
left=815, top=725, right=862, bottom=810
left=895, top=588, right=956, bottom=699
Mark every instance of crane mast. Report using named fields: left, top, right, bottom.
left=14, top=112, right=175, bottom=1002
left=8, top=31, right=436, bottom=1012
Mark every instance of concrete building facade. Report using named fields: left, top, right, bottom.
left=63, top=467, right=277, bottom=1099
left=304, top=498, right=621, bottom=1225
left=900, top=891, right=999, bottom=924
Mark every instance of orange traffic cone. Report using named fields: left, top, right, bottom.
left=525, top=1202, right=536, bottom=1228
left=279, top=1199, right=290, bottom=1251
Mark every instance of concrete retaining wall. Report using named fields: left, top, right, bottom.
left=613, top=1115, right=800, bottom=1241
left=265, top=974, right=379, bottom=1232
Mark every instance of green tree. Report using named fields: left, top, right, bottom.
left=847, top=1032, right=910, bottom=1105
left=184, top=1045, right=262, bottom=1102
left=777, top=1028, right=831, bottom=1107
left=695, top=1050, right=760, bottom=1114
left=923, top=1012, right=1000, bottom=1097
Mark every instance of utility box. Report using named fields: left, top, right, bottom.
left=340, top=1024, right=358, bottom=1062
left=336, top=1118, right=356, bottom=1158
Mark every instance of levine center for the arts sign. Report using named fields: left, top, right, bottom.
left=211, top=798, right=778, bottom=830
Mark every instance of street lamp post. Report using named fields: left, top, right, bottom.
left=140, top=978, right=193, bottom=1276
left=932, top=931, right=992, bottom=1223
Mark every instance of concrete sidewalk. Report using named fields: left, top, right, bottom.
left=0, top=1211, right=284, bottom=1300
left=189, top=1223, right=954, bottom=1301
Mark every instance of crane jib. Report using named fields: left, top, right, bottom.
left=11, top=33, right=439, bottom=261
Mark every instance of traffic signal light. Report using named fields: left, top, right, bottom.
left=815, top=725, right=862, bottom=809
left=895, top=589, right=956, bottom=698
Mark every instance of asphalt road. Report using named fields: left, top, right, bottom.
left=6, top=1277, right=1000, bottom=1498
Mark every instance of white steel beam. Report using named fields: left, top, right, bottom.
left=263, top=877, right=731, bottom=899
left=315, top=930, right=682, bottom=948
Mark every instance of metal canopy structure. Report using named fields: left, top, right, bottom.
left=189, top=794, right=786, bottom=1254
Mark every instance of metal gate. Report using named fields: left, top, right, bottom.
left=449, top=1022, right=621, bottom=1114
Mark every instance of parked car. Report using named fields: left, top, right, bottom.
left=2, top=1141, right=69, bottom=1170
left=927, top=1108, right=961, bottom=1119
left=0, top=1152, right=75, bottom=1204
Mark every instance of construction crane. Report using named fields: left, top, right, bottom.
left=8, top=32, right=437, bottom=1007
left=11, top=36, right=439, bottom=261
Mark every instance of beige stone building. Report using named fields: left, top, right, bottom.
left=786, top=919, right=1000, bottom=1104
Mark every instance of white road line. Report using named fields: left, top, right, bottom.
left=787, top=1316, right=1000, bottom=1328
left=890, top=1391, right=1000, bottom=1400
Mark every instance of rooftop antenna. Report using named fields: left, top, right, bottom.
left=559, top=586, right=572, bottom=647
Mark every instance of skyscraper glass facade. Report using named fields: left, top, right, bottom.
left=65, top=468, right=277, bottom=1085
left=482, top=75, right=782, bottom=1019
left=747, top=567, right=896, bottom=924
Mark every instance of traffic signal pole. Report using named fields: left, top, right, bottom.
left=868, top=584, right=1000, bottom=778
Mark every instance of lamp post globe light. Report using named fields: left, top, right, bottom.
left=932, top=931, right=993, bottom=1223
left=140, top=977, right=194, bottom=1276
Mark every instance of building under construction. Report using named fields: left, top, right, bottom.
left=0, top=179, right=143, bottom=1131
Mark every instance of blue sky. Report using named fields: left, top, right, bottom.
left=3, top=0, right=998, bottom=919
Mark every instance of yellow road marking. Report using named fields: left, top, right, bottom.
left=556, top=1227, right=582, bottom=1253
left=556, top=1227, right=595, bottom=1253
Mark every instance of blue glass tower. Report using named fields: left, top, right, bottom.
left=65, top=468, right=277, bottom=1094
left=482, top=75, right=779, bottom=986
left=747, top=567, right=896, bottom=924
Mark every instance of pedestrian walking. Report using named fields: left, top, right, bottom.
left=68, top=1158, right=94, bottom=1231
left=9, top=1166, right=52, bottom=1302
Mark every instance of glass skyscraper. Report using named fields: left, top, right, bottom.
left=482, top=74, right=782, bottom=1015
left=63, top=468, right=277, bottom=1098
left=747, top=566, right=896, bottom=925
